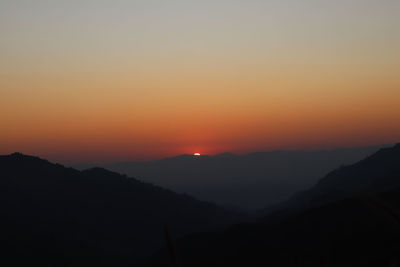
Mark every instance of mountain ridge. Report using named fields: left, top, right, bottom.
left=0, top=153, right=242, bottom=266
left=75, top=144, right=392, bottom=210
left=265, top=142, right=400, bottom=217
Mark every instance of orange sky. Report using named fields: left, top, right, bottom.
left=1, top=1, right=399, bottom=162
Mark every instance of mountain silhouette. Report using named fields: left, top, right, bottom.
left=147, top=143, right=400, bottom=267
left=0, top=153, right=241, bottom=266
left=76, top=145, right=389, bottom=210
left=265, top=143, right=400, bottom=218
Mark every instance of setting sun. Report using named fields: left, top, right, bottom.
left=194, top=153, right=201, bottom=156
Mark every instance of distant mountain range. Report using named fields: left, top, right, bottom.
left=147, top=143, right=400, bottom=267
left=75, top=144, right=391, bottom=210
left=0, top=153, right=241, bottom=266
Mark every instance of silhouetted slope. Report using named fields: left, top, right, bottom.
left=147, top=143, right=400, bottom=267
left=268, top=143, right=400, bottom=215
left=149, top=189, right=400, bottom=267
left=317, top=143, right=400, bottom=192
left=78, top=145, right=388, bottom=210
left=0, top=153, right=241, bottom=266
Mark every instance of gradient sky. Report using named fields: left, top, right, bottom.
left=1, top=0, right=399, bottom=162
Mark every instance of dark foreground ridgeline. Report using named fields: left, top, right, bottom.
left=0, top=153, right=241, bottom=266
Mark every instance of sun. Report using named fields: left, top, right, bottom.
left=193, top=153, right=201, bottom=156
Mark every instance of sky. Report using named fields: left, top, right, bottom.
left=1, top=0, right=399, bottom=163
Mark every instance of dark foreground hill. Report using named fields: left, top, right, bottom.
left=147, top=143, right=400, bottom=267
left=0, top=153, right=241, bottom=266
